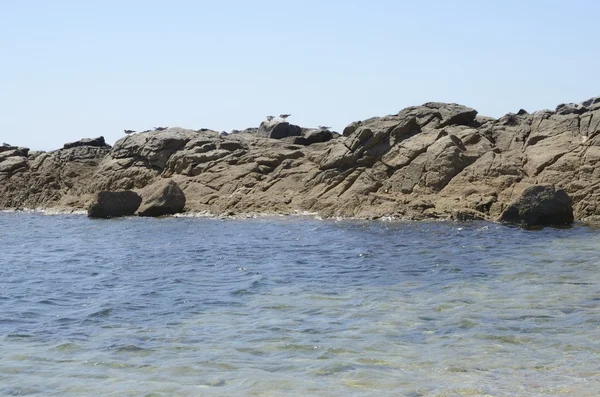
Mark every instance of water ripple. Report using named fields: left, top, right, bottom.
left=1, top=213, right=599, bottom=396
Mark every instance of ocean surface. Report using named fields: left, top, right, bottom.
left=0, top=212, right=599, bottom=396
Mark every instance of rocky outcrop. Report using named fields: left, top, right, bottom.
left=0, top=145, right=30, bottom=174
left=1, top=143, right=25, bottom=153
left=2, top=96, right=600, bottom=223
left=137, top=179, right=186, bottom=217
left=0, top=140, right=110, bottom=210
left=498, top=185, right=573, bottom=227
left=291, top=128, right=336, bottom=146
left=87, top=191, right=142, bottom=218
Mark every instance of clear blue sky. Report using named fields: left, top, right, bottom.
left=1, top=0, right=599, bottom=150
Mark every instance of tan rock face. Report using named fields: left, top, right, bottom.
left=137, top=179, right=186, bottom=217
left=1, top=97, right=600, bottom=221
left=0, top=144, right=110, bottom=210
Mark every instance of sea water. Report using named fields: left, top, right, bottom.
left=0, top=213, right=599, bottom=396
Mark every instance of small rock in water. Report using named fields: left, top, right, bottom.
left=87, top=191, right=142, bottom=218
left=498, top=185, right=574, bottom=227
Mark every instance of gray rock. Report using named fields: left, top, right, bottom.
left=111, top=128, right=210, bottom=169
left=303, top=129, right=334, bottom=144
left=582, top=96, right=600, bottom=107
left=27, top=151, right=45, bottom=161
left=290, top=129, right=334, bottom=146
left=258, top=120, right=302, bottom=139
left=137, top=179, right=186, bottom=217
left=0, top=145, right=28, bottom=156
left=343, top=121, right=362, bottom=137
left=87, top=191, right=142, bottom=218
left=0, top=144, right=17, bottom=153
left=555, top=103, right=585, bottom=115
left=0, top=156, right=28, bottom=173
left=420, top=102, right=478, bottom=128
left=63, top=136, right=109, bottom=149
left=498, top=185, right=574, bottom=227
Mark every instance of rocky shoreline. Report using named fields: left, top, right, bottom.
left=2, top=97, right=599, bottom=225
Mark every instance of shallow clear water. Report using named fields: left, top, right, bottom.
left=0, top=213, right=599, bottom=396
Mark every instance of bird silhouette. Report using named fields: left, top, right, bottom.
left=123, top=129, right=136, bottom=134
left=266, top=115, right=275, bottom=122
left=279, top=114, right=291, bottom=121
left=318, top=125, right=331, bottom=130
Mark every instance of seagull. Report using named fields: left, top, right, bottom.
left=153, top=126, right=168, bottom=131
left=318, top=125, right=331, bottom=130
left=266, top=115, right=275, bottom=122
left=123, top=129, right=136, bottom=134
left=279, top=114, right=291, bottom=121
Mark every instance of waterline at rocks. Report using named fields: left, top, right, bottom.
left=2, top=97, right=598, bottom=226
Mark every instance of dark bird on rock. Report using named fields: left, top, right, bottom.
left=124, top=129, right=136, bottom=134
left=279, top=114, right=291, bottom=121
left=154, top=126, right=168, bottom=131
left=266, top=115, right=275, bottom=122
left=318, top=125, right=331, bottom=130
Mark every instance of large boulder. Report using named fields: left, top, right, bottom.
left=137, top=179, right=186, bottom=217
left=0, top=156, right=28, bottom=173
left=257, top=120, right=302, bottom=139
left=63, top=136, right=110, bottom=149
left=87, top=191, right=142, bottom=218
left=498, top=185, right=574, bottom=227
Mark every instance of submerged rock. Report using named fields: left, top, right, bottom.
left=87, top=191, right=142, bottom=218
left=498, top=185, right=574, bottom=227
left=137, top=179, right=186, bottom=217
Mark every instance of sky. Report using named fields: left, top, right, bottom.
left=1, top=0, right=599, bottom=151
